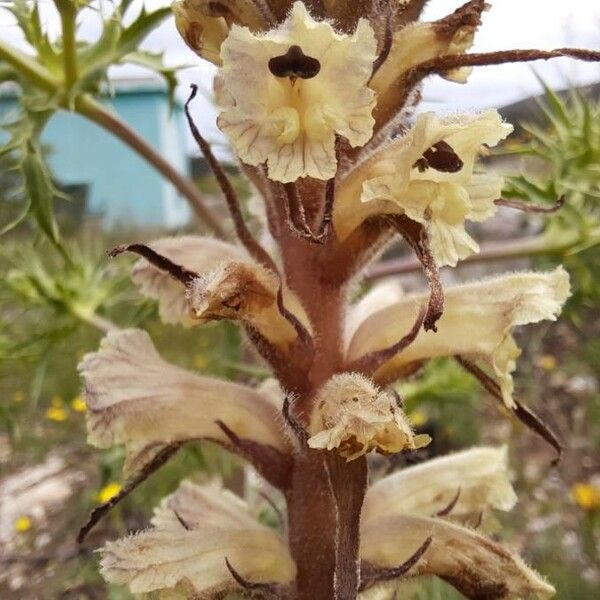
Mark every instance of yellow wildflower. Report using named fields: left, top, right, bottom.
left=13, top=390, right=25, bottom=403
left=98, top=482, right=123, bottom=504
left=408, top=410, right=428, bottom=428
left=194, top=354, right=209, bottom=370
left=571, top=483, right=600, bottom=512
left=71, top=395, right=87, bottom=412
left=15, top=516, right=32, bottom=533
left=537, top=355, right=557, bottom=371
left=46, top=406, right=68, bottom=422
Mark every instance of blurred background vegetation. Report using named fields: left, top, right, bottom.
left=0, top=1, right=599, bottom=598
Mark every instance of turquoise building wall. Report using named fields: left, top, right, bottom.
left=0, top=81, right=191, bottom=229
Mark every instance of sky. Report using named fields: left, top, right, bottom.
left=1, top=0, right=600, bottom=149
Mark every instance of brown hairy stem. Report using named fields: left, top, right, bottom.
left=389, top=215, right=444, bottom=331
left=325, top=454, right=368, bottom=598
left=383, top=47, right=600, bottom=129
left=185, top=85, right=279, bottom=275
left=108, top=243, right=198, bottom=285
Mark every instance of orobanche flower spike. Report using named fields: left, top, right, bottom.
left=81, top=0, right=600, bottom=598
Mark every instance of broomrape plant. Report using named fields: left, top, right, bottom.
left=74, top=1, right=600, bottom=598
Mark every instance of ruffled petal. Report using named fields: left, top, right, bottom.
left=346, top=268, right=571, bottom=404
left=100, top=480, right=295, bottom=597
left=362, top=446, right=517, bottom=525
left=217, top=1, right=377, bottom=182
left=334, top=110, right=511, bottom=262
left=360, top=515, right=555, bottom=599
left=79, top=328, right=288, bottom=477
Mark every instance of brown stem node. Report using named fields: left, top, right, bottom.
left=108, top=243, right=197, bottom=286
left=345, top=304, right=426, bottom=376
left=282, top=395, right=309, bottom=445
left=215, top=419, right=292, bottom=489
left=359, top=536, right=433, bottom=591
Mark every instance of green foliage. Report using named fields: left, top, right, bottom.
left=501, top=79, right=600, bottom=318
left=0, top=0, right=177, bottom=241
left=399, top=358, right=481, bottom=448
left=0, top=237, right=143, bottom=362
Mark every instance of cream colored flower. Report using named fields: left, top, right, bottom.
left=371, top=1, right=484, bottom=95
left=100, top=479, right=295, bottom=597
left=307, top=373, right=430, bottom=460
left=335, top=110, right=513, bottom=266
left=187, top=260, right=310, bottom=349
left=173, top=0, right=230, bottom=65
left=346, top=268, right=571, bottom=406
left=362, top=446, right=517, bottom=525
left=360, top=515, right=555, bottom=599
left=217, top=1, right=377, bottom=182
left=345, top=279, right=405, bottom=344
left=370, top=0, right=487, bottom=126
left=79, top=329, right=288, bottom=477
left=131, top=236, right=246, bottom=326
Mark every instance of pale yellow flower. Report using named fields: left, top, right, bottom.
left=335, top=110, right=513, bottom=266
left=307, top=373, right=430, bottom=460
left=13, top=390, right=25, bottom=403
left=97, top=482, right=123, bottom=504
left=362, top=446, right=517, bottom=524
left=217, top=1, right=377, bottom=182
left=347, top=268, right=571, bottom=406
left=79, top=329, right=289, bottom=477
left=571, top=482, right=600, bottom=512
left=100, top=480, right=295, bottom=597
left=173, top=0, right=229, bottom=65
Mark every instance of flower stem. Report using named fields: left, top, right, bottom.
left=365, top=232, right=589, bottom=280
left=74, top=95, right=227, bottom=238
left=56, top=0, right=78, bottom=89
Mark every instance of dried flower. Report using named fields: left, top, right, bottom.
left=187, top=260, right=309, bottom=349
left=307, top=373, right=430, bottom=460
left=217, top=1, right=377, bottom=182
left=131, top=236, right=246, bottom=326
